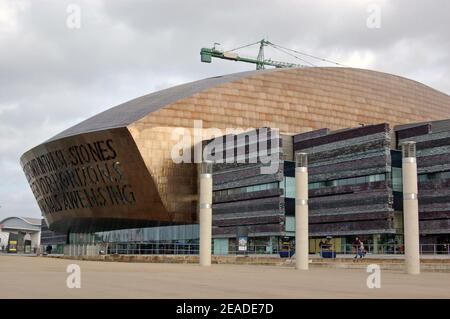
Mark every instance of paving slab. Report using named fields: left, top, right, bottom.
left=0, top=256, right=449, bottom=299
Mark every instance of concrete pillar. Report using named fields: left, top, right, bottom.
left=295, top=152, right=309, bottom=270
left=373, top=234, right=380, bottom=255
left=402, top=141, right=420, bottom=275
left=31, top=231, right=41, bottom=253
left=199, top=161, right=213, bottom=266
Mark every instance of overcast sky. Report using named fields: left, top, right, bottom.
left=1, top=0, right=449, bottom=220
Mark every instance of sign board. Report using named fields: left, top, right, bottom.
left=238, top=236, right=248, bottom=252
left=8, top=240, right=17, bottom=253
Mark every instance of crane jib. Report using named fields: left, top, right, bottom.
left=200, top=47, right=302, bottom=69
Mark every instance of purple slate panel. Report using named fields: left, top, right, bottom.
left=293, top=128, right=330, bottom=144
left=396, top=124, right=431, bottom=141
left=294, top=123, right=389, bottom=151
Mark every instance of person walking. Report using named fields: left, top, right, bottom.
left=353, top=237, right=363, bottom=261
left=358, top=241, right=366, bottom=260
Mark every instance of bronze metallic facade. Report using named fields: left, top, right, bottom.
left=21, top=67, right=450, bottom=232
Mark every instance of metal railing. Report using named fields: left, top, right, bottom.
left=331, top=243, right=450, bottom=255
left=420, top=244, right=450, bottom=255
left=340, top=243, right=404, bottom=255
left=105, top=243, right=200, bottom=255
left=42, top=242, right=450, bottom=257
left=102, top=243, right=280, bottom=255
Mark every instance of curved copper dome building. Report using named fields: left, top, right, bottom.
left=20, top=67, right=450, bottom=233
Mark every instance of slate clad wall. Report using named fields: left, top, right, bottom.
left=396, top=124, right=431, bottom=142
left=209, top=129, right=285, bottom=238
left=212, top=162, right=284, bottom=238
left=396, top=120, right=450, bottom=235
left=294, top=123, right=396, bottom=237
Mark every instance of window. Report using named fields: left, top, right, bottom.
left=280, top=177, right=295, bottom=198
left=392, top=167, right=402, bottom=192
left=356, top=176, right=366, bottom=184
left=418, top=172, right=447, bottom=182
left=309, top=173, right=387, bottom=190
left=309, top=182, right=320, bottom=190
left=284, top=177, right=296, bottom=198
left=215, top=182, right=280, bottom=197
left=339, top=178, right=351, bottom=186
left=268, top=183, right=278, bottom=189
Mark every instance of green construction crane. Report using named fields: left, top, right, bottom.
left=200, top=39, right=303, bottom=70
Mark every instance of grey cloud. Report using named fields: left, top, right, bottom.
left=0, top=0, right=449, bottom=219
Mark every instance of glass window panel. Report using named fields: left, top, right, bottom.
left=392, top=167, right=402, bottom=192
left=284, top=177, right=295, bottom=198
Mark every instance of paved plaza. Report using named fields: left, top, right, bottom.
left=0, top=255, right=449, bottom=298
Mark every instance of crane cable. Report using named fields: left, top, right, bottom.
left=267, top=44, right=316, bottom=67
left=227, top=40, right=313, bottom=67
left=223, top=40, right=347, bottom=67
left=227, top=41, right=263, bottom=52
left=270, top=43, right=347, bottom=67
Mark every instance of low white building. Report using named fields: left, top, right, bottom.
left=0, top=217, right=41, bottom=253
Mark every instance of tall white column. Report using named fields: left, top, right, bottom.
left=295, top=152, right=309, bottom=270
left=199, top=161, right=213, bottom=266
left=402, top=141, right=420, bottom=275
